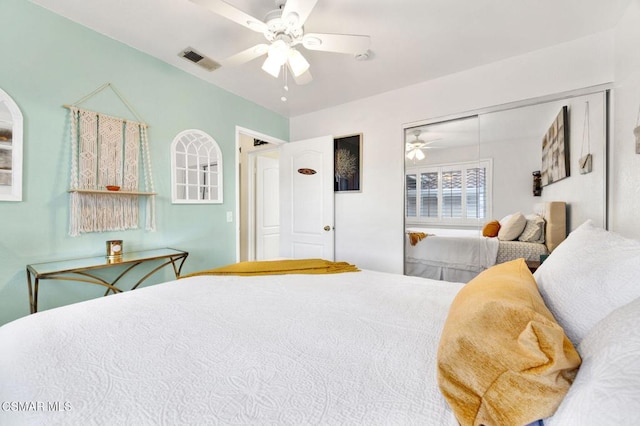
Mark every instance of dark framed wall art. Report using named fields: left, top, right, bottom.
left=334, top=133, right=362, bottom=192
left=541, top=106, right=570, bottom=186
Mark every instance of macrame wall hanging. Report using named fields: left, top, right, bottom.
left=66, top=83, right=156, bottom=237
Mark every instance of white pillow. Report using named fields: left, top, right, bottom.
left=518, top=214, right=545, bottom=243
left=497, top=212, right=526, bottom=241
left=534, top=220, right=640, bottom=345
left=545, top=296, right=640, bottom=425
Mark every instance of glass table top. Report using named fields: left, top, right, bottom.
left=27, top=248, right=187, bottom=276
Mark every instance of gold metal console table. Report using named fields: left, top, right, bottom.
left=26, top=248, right=188, bottom=314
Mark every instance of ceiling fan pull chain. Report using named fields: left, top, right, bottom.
left=281, top=66, right=288, bottom=102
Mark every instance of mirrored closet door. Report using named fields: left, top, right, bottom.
left=404, top=87, right=609, bottom=280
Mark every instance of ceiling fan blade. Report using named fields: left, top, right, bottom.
left=290, top=67, right=313, bottom=85
left=222, top=44, right=269, bottom=67
left=282, top=0, right=318, bottom=27
left=302, top=33, right=370, bottom=54
left=190, top=0, right=267, bottom=33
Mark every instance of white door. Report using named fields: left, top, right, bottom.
left=280, top=136, right=335, bottom=260
left=255, top=155, right=280, bottom=259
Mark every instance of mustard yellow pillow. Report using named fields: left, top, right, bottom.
left=482, top=220, right=501, bottom=237
left=437, top=259, right=581, bottom=426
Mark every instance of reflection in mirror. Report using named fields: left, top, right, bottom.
left=405, top=116, right=483, bottom=230
left=171, top=129, right=223, bottom=204
left=404, top=116, right=484, bottom=282
left=479, top=90, right=607, bottom=229
left=404, top=88, right=609, bottom=282
left=0, top=88, right=23, bottom=202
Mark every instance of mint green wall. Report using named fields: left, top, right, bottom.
left=0, top=0, right=289, bottom=325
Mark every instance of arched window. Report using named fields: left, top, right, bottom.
left=171, top=129, right=223, bottom=204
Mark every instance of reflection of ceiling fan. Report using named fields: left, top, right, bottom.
left=190, top=0, right=371, bottom=84
left=406, top=130, right=440, bottom=160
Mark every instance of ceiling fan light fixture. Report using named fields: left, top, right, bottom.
left=415, top=149, right=425, bottom=161
left=262, top=55, right=282, bottom=78
left=267, top=39, right=290, bottom=65
left=287, top=49, right=310, bottom=77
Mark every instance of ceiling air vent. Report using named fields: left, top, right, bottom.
left=179, top=47, right=220, bottom=71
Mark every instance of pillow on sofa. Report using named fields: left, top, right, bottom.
left=534, top=220, right=640, bottom=346
left=519, top=214, right=545, bottom=243
left=482, top=220, right=501, bottom=237
left=545, top=296, right=640, bottom=425
left=498, top=212, right=526, bottom=241
left=437, top=259, right=580, bottom=426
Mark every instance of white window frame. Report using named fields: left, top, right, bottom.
left=406, top=159, right=492, bottom=227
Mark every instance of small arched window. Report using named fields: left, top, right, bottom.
left=171, top=129, right=223, bottom=204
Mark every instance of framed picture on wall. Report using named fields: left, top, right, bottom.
left=541, top=106, right=570, bottom=186
left=334, top=133, right=362, bottom=192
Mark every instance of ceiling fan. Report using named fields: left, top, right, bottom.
left=190, top=0, right=371, bottom=84
left=406, top=130, right=440, bottom=161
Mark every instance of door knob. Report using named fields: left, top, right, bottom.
left=324, top=225, right=331, bottom=231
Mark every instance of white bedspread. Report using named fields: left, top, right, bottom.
left=406, top=235, right=499, bottom=277
left=0, top=270, right=463, bottom=425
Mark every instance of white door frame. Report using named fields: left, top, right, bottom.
left=235, top=126, right=286, bottom=262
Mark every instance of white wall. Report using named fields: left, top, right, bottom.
left=612, top=0, right=640, bottom=239
left=290, top=31, right=615, bottom=274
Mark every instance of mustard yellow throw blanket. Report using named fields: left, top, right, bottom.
left=182, top=258, right=360, bottom=278
left=408, top=232, right=428, bottom=246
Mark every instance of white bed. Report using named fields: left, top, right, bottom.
left=2, top=220, right=640, bottom=426
left=405, top=201, right=566, bottom=282
left=404, top=234, right=499, bottom=282
left=0, top=269, right=463, bottom=425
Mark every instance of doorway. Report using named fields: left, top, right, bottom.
left=235, top=128, right=336, bottom=263
left=236, top=127, right=285, bottom=262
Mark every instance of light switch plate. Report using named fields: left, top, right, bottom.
left=226, top=211, right=233, bottom=222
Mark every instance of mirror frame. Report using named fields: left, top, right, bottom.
left=0, top=88, right=23, bottom=202
left=170, top=129, right=223, bottom=204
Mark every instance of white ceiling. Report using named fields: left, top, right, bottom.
left=31, top=0, right=630, bottom=118
left=405, top=116, right=479, bottom=150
